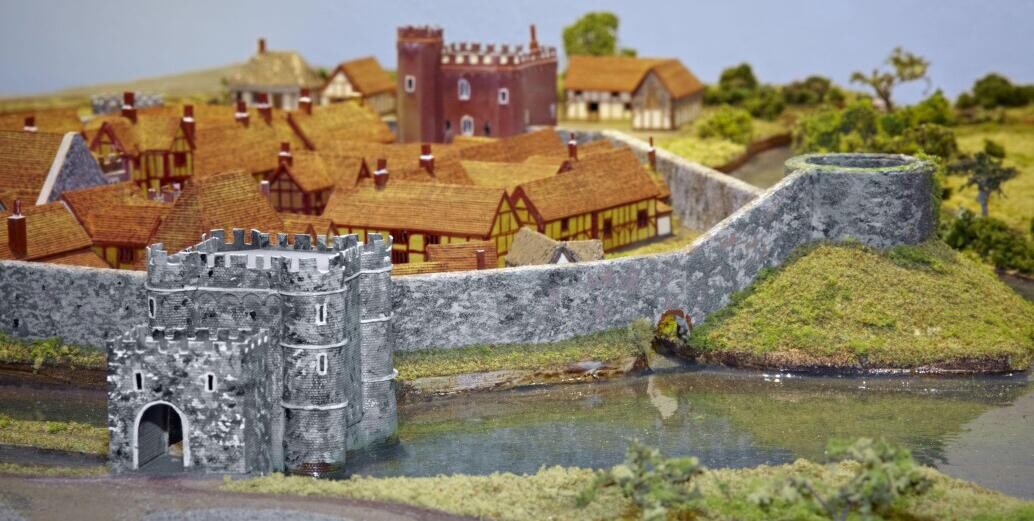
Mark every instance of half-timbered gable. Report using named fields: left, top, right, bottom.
left=62, top=182, right=171, bottom=269
left=266, top=149, right=351, bottom=215
left=321, top=57, right=397, bottom=115
left=322, top=178, right=518, bottom=266
left=85, top=107, right=195, bottom=191
left=509, top=148, right=665, bottom=251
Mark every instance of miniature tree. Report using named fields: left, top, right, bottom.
left=850, top=47, right=930, bottom=111
left=948, top=140, right=1018, bottom=216
left=563, top=12, right=636, bottom=57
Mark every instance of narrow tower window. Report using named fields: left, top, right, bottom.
left=147, top=297, right=156, bottom=319
left=205, top=373, right=216, bottom=392
left=404, top=75, right=416, bottom=93
left=318, top=354, right=328, bottom=375
left=498, top=88, right=509, bottom=105
left=316, top=303, right=327, bottom=325
left=458, top=78, right=471, bottom=100
left=134, top=371, right=143, bottom=391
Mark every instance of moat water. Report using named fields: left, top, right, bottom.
left=2, top=368, right=1032, bottom=499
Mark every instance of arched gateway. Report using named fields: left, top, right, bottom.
left=133, top=401, right=190, bottom=470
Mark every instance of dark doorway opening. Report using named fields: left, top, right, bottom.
left=137, top=403, right=185, bottom=472
left=588, top=101, right=600, bottom=121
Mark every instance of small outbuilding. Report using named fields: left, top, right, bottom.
left=321, top=57, right=396, bottom=115
left=505, top=227, right=604, bottom=267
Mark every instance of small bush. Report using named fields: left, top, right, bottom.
left=697, top=106, right=754, bottom=145
left=943, top=209, right=1034, bottom=273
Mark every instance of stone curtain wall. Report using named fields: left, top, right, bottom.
left=0, top=262, right=147, bottom=347
left=0, top=153, right=933, bottom=351
left=560, top=128, right=764, bottom=230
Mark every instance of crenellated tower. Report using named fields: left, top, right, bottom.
left=397, top=26, right=444, bottom=143
left=107, top=229, right=395, bottom=476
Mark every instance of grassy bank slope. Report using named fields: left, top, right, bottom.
left=224, top=461, right=1033, bottom=521
left=689, top=241, right=1034, bottom=371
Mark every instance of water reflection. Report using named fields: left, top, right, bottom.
left=350, top=368, right=1033, bottom=499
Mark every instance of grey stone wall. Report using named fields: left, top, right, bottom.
left=560, top=128, right=763, bottom=230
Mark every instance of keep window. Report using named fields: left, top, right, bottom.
left=318, top=354, right=328, bottom=375
left=483, top=122, right=491, bottom=136
left=404, top=75, right=416, bottom=93
left=316, top=303, right=327, bottom=325
left=498, top=88, right=509, bottom=105
left=458, top=78, right=471, bottom=100
left=637, top=210, right=649, bottom=228
left=460, top=116, right=474, bottom=136
left=134, top=371, right=144, bottom=391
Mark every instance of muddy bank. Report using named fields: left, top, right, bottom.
left=699, top=350, right=1022, bottom=375
left=0, top=363, right=105, bottom=390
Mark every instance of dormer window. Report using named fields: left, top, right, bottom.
left=458, top=78, right=471, bottom=101
left=404, top=75, right=416, bottom=93
left=316, top=303, right=327, bottom=325
left=498, top=88, right=509, bottom=105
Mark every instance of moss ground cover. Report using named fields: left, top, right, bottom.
left=0, top=415, right=108, bottom=456
left=223, top=459, right=1032, bottom=521
left=0, top=462, right=107, bottom=478
left=395, top=320, right=652, bottom=381
left=0, top=334, right=105, bottom=371
left=688, top=240, right=1034, bottom=370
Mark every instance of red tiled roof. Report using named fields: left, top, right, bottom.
left=0, top=202, right=94, bottom=261
left=0, top=108, right=82, bottom=134
left=564, top=56, right=704, bottom=99
left=426, top=240, right=498, bottom=271
left=458, top=129, right=565, bottom=162
left=0, top=130, right=65, bottom=203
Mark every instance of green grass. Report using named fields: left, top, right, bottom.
left=395, top=320, right=652, bottom=381
left=0, top=462, right=107, bottom=478
left=0, top=334, right=105, bottom=371
left=606, top=226, right=702, bottom=259
left=0, top=415, right=108, bottom=456
left=223, top=460, right=1033, bottom=521
left=946, top=120, right=1034, bottom=232
left=655, top=106, right=803, bottom=168
left=689, top=240, right=1034, bottom=370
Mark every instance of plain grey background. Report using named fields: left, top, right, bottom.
left=1, top=0, right=1031, bottom=103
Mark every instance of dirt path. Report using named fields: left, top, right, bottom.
left=0, top=474, right=474, bottom=521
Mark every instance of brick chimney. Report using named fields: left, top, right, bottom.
left=278, top=142, right=292, bottom=166
left=475, top=249, right=487, bottom=270
left=373, top=158, right=389, bottom=190
left=259, top=180, right=271, bottom=198
left=235, top=100, right=250, bottom=126
left=529, top=24, right=539, bottom=53
left=419, top=143, right=435, bottom=175
left=647, top=136, right=657, bottom=171
left=171, top=182, right=182, bottom=201
left=258, top=37, right=266, bottom=54
left=299, top=88, right=313, bottom=115
left=567, top=133, right=577, bottom=161
left=181, top=105, right=195, bottom=141
left=23, top=116, right=37, bottom=132
left=121, top=92, right=137, bottom=124
left=256, top=93, right=272, bottom=123
left=7, top=200, right=27, bottom=259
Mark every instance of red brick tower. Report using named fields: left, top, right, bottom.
left=397, top=26, right=444, bottom=143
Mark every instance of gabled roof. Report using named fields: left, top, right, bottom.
left=152, top=170, right=284, bottom=254
left=461, top=160, right=557, bottom=192
left=426, top=240, right=498, bottom=271
left=318, top=141, right=474, bottom=186
left=0, top=108, right=83, bottom=134
left=281, top=212, right=334, bottom=236
left=322, top=179, right=508, bottom=237
left=228, top=50, right=324, bottom=89
left=62, top=182, right=170, bottom=247
left=564, top=56, right=704, bottom=99
left=513, top=148, right=660, bottom=222
left=0, top=131, right=65, bottom=201
left=458, top=129, right=566, bottom=162
left=84, top=114, right=189, bottom=156
left=327, top=57, right=396, bottom=96
left=192, top=115, right=303, bottom=178
left=505, top=227, right=603, bottom=266
left=286, top=102, right=395, bottom=148
left=272, top=153, right=337, bottom=193
left=0, top=202, right=95, bottom=261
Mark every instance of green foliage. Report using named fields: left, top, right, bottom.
left=395, top=319, right=651, bottom=380
left=907, top=90, right=956, bottom=126
left=563, top=12, right=634, bottom=57
left=579, top=440, right=705, bottom=520
left=697, top=105, right=754, bottom=145
left=706, top=63, right=786, bottom=119
left=943, top=209, right=1034, bottom=273
left=0, top=333, right=105, bottom=371
left=850, top=47, right=931, bottom=111
left=949, top=150, right=1019, bottom=216
left=960, top=73, right=1032, bottom=109
left=754, top=439, right=933, bottom=521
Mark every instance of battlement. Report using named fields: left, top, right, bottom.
left=115, top=325, right=271, bottom=357
left=360, top=233, right=393, bottom=271
left=398, top=25, right=443, bottom=41
left=147, top=228, right=368, bottom=272
left=440, top=41, right=557, bottom=67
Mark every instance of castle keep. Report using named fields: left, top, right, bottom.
left=107, top=229, right=396, bottom=476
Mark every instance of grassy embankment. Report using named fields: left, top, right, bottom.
left=945, top=107, right=1034, bottom=232
left=0, top=414, right=107, bottom=456
left=0, top=462, right=107, bottom=478
left=655, top=106, right=808, bottom=168
left=223, top=460, right=1034, bottom=521
left=689, top=240, right=1034, bottom=371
